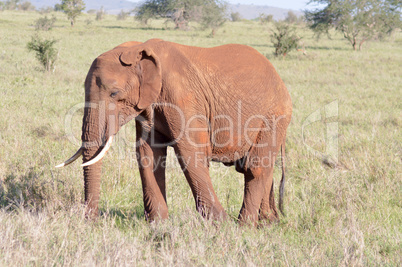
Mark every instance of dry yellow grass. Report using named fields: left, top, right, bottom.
left=0, top=10, right=401, bottom=265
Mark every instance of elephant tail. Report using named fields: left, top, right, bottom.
left=279, top=137, right=286, bottom=216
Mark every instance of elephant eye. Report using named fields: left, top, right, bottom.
left=110, top=91, right=119, bottom=98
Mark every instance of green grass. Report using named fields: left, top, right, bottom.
left=0, top=10, right=401, bottom=265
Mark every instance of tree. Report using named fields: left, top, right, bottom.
left=285, top=11, right=300, bottom=24
left=230, top=11, right=242, bottom=22
left=135, top=0, right=227, bottom=31
left=199, top=0, right=227, bottom=37
left=19, top=1, right=35, bottom=11
left=135, top=0, right=190, bottom=28
left=117, top=9, right=130, bottom=20
left=54, top=3, right=63, bottom=11
left=96, top=6, right=105, bottom=21
left=1, top=0, right=20, bottom=10
left=270, top=22, right=301, bottom=57
left=305, top=0, right=402, bottom=50
left=60, top=0, right=85, bottom=27
left=259, top=13, right=273, bottom=24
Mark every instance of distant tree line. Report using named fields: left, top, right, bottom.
left=135, top=0, right=228, bottom=36
left=0, top=0, right=35, bottom=11
left=3, top=0, right=401, bottom=54
left=271, top=0, right=401, bottom=54
left=258, top=11, right=304, bottom=25
left=305, top=0, right=401, bottom=50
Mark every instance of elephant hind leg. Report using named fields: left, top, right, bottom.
left=237, top=142, right=280, bottom=226
left=259, top=135, right=287, bottom=224
left=238, top=166, right=268, bottom=226
left=258, top=169, right=279, bottom=224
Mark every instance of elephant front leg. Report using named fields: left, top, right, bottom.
left=137, top=142, right=168, bottom=221
left=174, top=145, right=227, bottom=220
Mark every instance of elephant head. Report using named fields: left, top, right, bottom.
left=56, top=42, right=162, bottom=216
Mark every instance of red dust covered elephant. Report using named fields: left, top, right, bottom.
left=57, top=39, right=292, bottom=226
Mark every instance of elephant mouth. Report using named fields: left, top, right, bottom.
left=56, top=106, right=142, bottom=169
left=55, top=135, right=114, bottom=168
left=82, top=135, right=114, bottom=166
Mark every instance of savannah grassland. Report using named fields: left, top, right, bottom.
left=0, top=9, right=401, bottom=266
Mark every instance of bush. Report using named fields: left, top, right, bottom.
left=34, top=16, right=57, bottom=31
left=270, top=22, right=301, bottom=57
left=27, top=35, right=58, bottom=71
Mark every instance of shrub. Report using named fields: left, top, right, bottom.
left=270, top=22, right=301, bottom=57
left=27, top=35, right=58, bottom=71
left=34, top=16, right=57, bottom=31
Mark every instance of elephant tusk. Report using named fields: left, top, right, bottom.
left=55, top=147, right=83, bottom=168
left=81, top=136, right=114, bottom=167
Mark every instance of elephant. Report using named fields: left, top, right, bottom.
left=56, top=39, right=292, bottom=226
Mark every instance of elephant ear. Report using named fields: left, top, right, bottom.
left=120, top=48, right=162, bottom=110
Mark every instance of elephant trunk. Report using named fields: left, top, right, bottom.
left=83, top=161, right=103, bottom=216
left=81, top=106, right=108, bottom=217
left=56, top=102, right=117, bottom=217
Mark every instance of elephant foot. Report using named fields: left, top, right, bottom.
left=197, top=204, right=228, bottom=221
left=238, top=204, right=260, bottom=227
left=238, top=214, right=259, bottom=227
left=144, top=206, right=169, bottom=222
left=85, top=210, right=99, bottom=221
left=258, top=199, right=279, bottom=226
left=258, top=210, right=279, bottom=227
